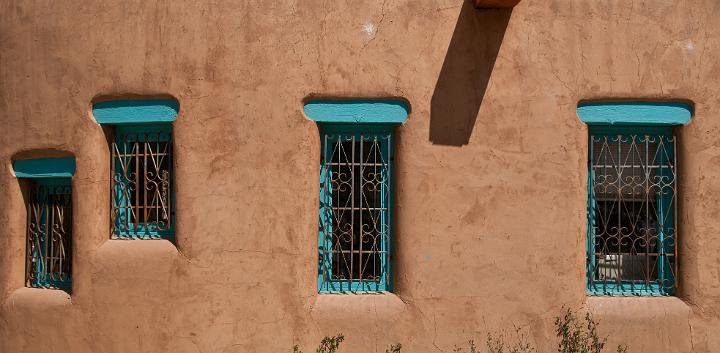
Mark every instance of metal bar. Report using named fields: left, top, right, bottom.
left=134, top=138, right=139, bottom=228
left=322, top=133, right=329, bottom=286
left=673, top=136, right=678, bottom=290
left=327, top=162, right=384, bottom=167
left=143, top=140, right=148, bottom=226
left=49, top=196, right=55, bottom=281
left=349, top=135, right=355, bottom=288
left=335, top=135, right=342, bottom=281
left=111, top=140, right=116, bottom=235
left=358, top=135, right=363, bottom=283
left=616, top=134, right=622, bottom=284
left=334, top=207, right=387, bottom=211
left=43, top=195, right=49, bottom=285
left=588, top=135, right=594, bottom=287
left=385, top=134, right=391, bottom=286
left=25, top=196, right=34, bottom=286
left=374, top=137, right=381, bottom=285
left=167, top=140, right=173, bottom=228
left=645, top=134, right=650, bottom=285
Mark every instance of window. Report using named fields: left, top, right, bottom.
left=587, top=126, right=677, bottom=296
left=25, top=179, right=73, bottom=291
left=318, top=125, right=393, bottom=292
left=93, top=99, right=179, bottom=240
left=13, top=157, right=75, bottom=292
left=305, top=99, right=409, bottom=293
left=111, top=125, right=174, bottom=239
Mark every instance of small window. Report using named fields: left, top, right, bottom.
left=25, top=179, right=73, bottom=291
left=13, top=157, right=75, bottom=292
left=587, top=126, right=677, bottom=296
left=318, top=125, right=393, bottom=292
left=111, top=125, right=174, bottom=239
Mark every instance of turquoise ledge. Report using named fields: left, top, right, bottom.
left=577, top=102, right=693, bottom=125
left=304, top=99, right=410, bottom=124
left=93, top=99, right=179, bottom=124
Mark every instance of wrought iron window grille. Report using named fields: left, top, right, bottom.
left=26, top=179, right=72, bottom=291
left=111, top=125, right=175, bottom=240
left=318, top=125, right=393, bottom=293
left=587, top=126, right=677, bottom=296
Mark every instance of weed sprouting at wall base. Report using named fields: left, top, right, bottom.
left=555, top=308, right=628, bottom=353
left=291, top=308, right=628, bottom=353
left=293, top=334, right=345, bottom=353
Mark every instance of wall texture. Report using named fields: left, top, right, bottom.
left=1, top=0, right=719, bottom=352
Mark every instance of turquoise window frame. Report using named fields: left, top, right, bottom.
left=26, top=178, right=73, bottom=291
left=112, top=124, right=175, bottom=240
left=586, top=125, right=676, bottom=296
left=318, top=124, right=394, bottom=293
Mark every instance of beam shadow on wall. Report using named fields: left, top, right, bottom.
left=429, top=1, right=512, bottom=146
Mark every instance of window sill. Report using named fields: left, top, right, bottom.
left=5, top=287, right=72, bottom=307
left=311, top=291, right=406, bottom=314
left=585, top=296, right=693, bottom=352
left=587, top=295, right=691, bottom=315
left=100, top=238, right=178, bottom=252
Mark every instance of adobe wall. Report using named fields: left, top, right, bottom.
left=1, top=1, right=718, bottom=352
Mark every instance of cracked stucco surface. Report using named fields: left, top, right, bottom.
left=1, top=0, right=719, bottom=352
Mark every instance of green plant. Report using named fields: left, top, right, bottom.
left=292, top=334, right=345, bottom=353
left=486, top=327, right=535, bottom=353
left=554, top=308, right=628, bottom=353
left=386, top=343, right=402, bottom=353
left=291, top=308, right=630, bottom=353
left=452, top=340, right=479, bottom=353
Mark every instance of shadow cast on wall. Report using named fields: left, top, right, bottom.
left=429, top=1, right=512, bottom=146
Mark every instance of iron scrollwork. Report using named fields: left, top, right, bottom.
left=588, top=132, right=677, bottom=295
left=319, top=131, right=392, bottom=292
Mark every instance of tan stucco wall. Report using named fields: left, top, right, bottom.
left=1, top=1, right=719, bottom=352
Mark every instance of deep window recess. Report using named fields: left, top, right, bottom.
left=111, top=125, right=174, bottom=239
left=318, top=125, right=393, bottom=293
left=587, top=126, right=676, bottom=296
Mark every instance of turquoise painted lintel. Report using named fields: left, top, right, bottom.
left=13, top=158, right=76, bottom=178
left=93, top=99, right=179, bottom=124
left=577, top=102, right=693, bottom=125
left=304, top=99, right=409, bottom=124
